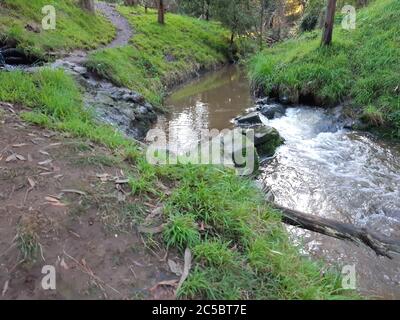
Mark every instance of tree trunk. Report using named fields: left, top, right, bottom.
left=321, top=0, right=337, bottom=46
left=124, top=0, right=137, bottom=6
left=205, top=0, right=210, bottom=21
left=158, top=0, right=165, bottom=24
left=274, top=204, right=400, bottom=258
left=79, top=0, right=95, bottom=13
left=259, top=0, right=266, bottom=49
left=230, top=32, right=235, bottom=46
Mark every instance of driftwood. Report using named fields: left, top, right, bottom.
left=273, top=204, right=400, bottom=259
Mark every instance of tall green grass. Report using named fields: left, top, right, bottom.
left=249, top=0, right=400, bottom=138
left=0, top=0, right=115, bottom=58
left=87, top=6, right=230, bottom=105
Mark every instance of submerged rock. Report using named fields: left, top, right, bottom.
left=240, top=125, right=284, bottom=157
left=111, top=88, right=145, bottom=104
left=235, top=111, right=261, bottom=125
left=258, top=104, right=285, bottom=119
left=255, top=97, right=269, bottom=105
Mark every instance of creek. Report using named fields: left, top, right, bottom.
left=156, top=64, right=400, bottom=299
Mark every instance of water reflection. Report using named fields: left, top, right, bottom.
left=152, top=65, right=252, bottom=154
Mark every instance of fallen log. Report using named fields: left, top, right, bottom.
left=273, top=204, right=400, bottom=259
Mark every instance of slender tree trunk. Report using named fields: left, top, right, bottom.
left=79, top=0, right=95, bottom=13
left=124, top=0, right=137, bottom=6
left=321, top=0, right=337, bottom=46
left=158, top=0, right=165, bottom=24
left=259, top=0, right=266, bottom=49
left=205, top=0, right=210, bottom=21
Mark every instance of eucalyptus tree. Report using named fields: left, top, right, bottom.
left=79, top=0, right=95, bottom=13
left=321, top=0, right=337, bottom=45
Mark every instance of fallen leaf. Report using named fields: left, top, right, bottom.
left=2, top=280, right=9, bottom=297
left=5, top=154, right=17, bottom=162
left=168, top=259, right=183, bottom=276
left=12, top=143, right=28, bottom=148
left=39, top=150, right=49, bottom=156
left=15, top=154, right=26, bottom=161
left=27, top=177, right=36, bottom=188
left=137, top=224, right=165, bottom=234
left=115, top=178, right=129, bottom=184
left=176, top=248, right=192, bottom=294
left=44, top=196, right=66, bottom=207
left=38, top=159, right=52, bottom=166
left=45, top=196, right=61, bottom=203
left=61, top=189, right=87, bottom=196
left=60, top=258, right=69, bottom=270
left=150, top=279, right=179, bottom=292
left=145, top=206, right=164, bottom=223
left=40, top=172, right=53, bottom=176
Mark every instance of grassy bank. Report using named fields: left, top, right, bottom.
left=249, top=0, right=400, bottom=138
left=0, top=66, right=352, bottom=299
left=0, top=0, right=115, bottom=59
left=87, top=6, right=230, bottom=105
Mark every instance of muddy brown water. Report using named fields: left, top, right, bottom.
left=153, top=65, right=252, bottom=153
left=155, top=65, right=400, bottom=299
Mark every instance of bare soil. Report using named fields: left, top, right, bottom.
left=0, top=104, right=180, bottom=300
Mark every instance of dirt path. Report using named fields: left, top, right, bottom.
left=49, top=2, right=157, bottom=141
left=0, top=104, right=178, bottom=300
left=96, top=2, right=133, bottom=48
left=53, top=1, right=133, bottom=66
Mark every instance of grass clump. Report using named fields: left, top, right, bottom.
left=157, top=164, right=352, bottom=299
left=0, top=0, right=115, bottom=59
left=0, top=68, right=141, bottom=162
left=87, top=6, right=230, bottom=105
left=164, top=213, right=201, bottom=251
left=249, top=0, right=400, bottom=138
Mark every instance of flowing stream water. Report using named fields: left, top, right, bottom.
left=156, top=64, right=400, bottom=299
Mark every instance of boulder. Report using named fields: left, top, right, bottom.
left=220, top=129, right=260, bottom=176
left=255, top=97, right=269, bottom=105
left=235, top=111, right=261, bottom=125
left=241, top=125, right=284, bottom=157
left=121, top=92, right=145, bottom=104
left=174, top=129, right=260, bottom=176
left=258, top=104, right=285, bottom=119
